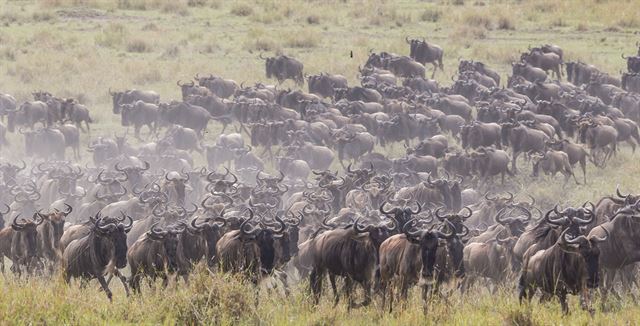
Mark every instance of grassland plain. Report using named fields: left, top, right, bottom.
left=0, top=0, right=639, bottom=324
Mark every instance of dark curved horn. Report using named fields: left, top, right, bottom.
left=616, top=185, right=628, bottom=199
left=434, top=207, right=447, bottom=221
left=526, top=194, right=536, bottom=206
left=410, top=202, right=422, bottom=215
left=11, top=214, right=25, bottom=230
left=545, top=206, right=569, bottom=225
left=240, top=209, right=259, bottom=236
left=62, top=203, right=73, bottom=216
left=379, top=201, right=394, bottom=215
left=460, top=206, right=472, bottom=219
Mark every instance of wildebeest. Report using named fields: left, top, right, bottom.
left=109, top=88, right=160, bottom=114
left=128, top=222, right=186, bottom=293
left=308, top=73, right=349, bottom=98
left=260, top=53, right=304, bottom=86
left=406, top=37, right=444, bottom=78
left=63, top=214, right=132, bottom=301
left=309, top=217, right=395, bottom=307
left=61, top=99, right=93, bottom=133
left=194, top=74, right=239, bottom=99
left=0, top=214, right=43, bottom=275
left=120, top=100, right=159, bottom=139
left=518, top=228, right=608, bottom=314
left=379, top=219, right=462, bottom=312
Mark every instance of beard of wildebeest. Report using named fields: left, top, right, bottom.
left=257, top=230, right=277, bottom=273
left=112, top=93, right=123, bottom=114
left=265, top=58, right=275, bottom=79
left=112, top=227, right=129, bottom=268
left=446, top=236, right=465, bottom=278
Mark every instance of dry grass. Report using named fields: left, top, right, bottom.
left=0, top=0, right=638, bottom=322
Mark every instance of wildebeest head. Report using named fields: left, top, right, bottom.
left=495, top=204, right=532, bottom=237
left=404, top=219, right=460, bottom=281
left=559, top=227, right=609, bottom=288
left=379, top=200, right=424, bottom=228
left=38, top=203, right=73, bottom=249
left=188, top=216, right=226, bottom=266
left=12, top=213, right=44, bottom=258
left=147, top=222, right=186, bottom=271
left=434, top=206, right=472, bottom=234
left=109, top=89, right=125, bottom=114
left=165, top=170, right=190, bottom=205
left=93, top=213, right=133, bottom=268
left=352, top=216, right=397, bottom=249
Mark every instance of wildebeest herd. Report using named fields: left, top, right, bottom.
left=0, top=37, right=639, bottom=315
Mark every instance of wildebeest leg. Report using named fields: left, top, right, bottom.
left=558, top=291, right=569, bottom=315
left=626, top=139, right=636, bottom=153
left=97, top=276, right=113, bottom=302
left=512, top=151, right=519, bottom=173
left=118, top=273, right=131, bottom=297
left=431, top=63, right=437, bottom=79
left=580, top=288, right=594, bottom=315
left=360, top=279, right=372, bottom=307
left=309, top=268, right=323, bottom=305
left=329, top=273, right=340, bottom=307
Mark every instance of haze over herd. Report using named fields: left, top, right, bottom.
left=1, top=0, right=640, bottom=324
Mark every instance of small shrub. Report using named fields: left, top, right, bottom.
left=94, top=23, right=128, bottom=48
left=306, top=15, right=320, bottom=25
left=32, top=11, right=56, bottom=22
left=161, top=45, right=179, bottom=59
left=420, top=9, right=441, bottom=22
left=284, top=33, right=318, bottom=48
left=575, top=23, right=588, bottom=32
left=463, top=12, right=493, bottom=30
left=496, top=16, right=515, bottom=30
left=187, top=0, right=207, bottom=7
left=0, top=48, right=16, bottom=61
left=141, top=23, right=158, bottom=31
left=244, top=37, right=277, bottom=52
left=452, top=0, right=464, bottom=5
left=126, top=38, right=152, bottom=53
left=452, top=25, right=487, bottom=40
left=117, top=0, right=148, bottom=10
left=230, top=3, right=252, bottom=17
left=162, top=2, right=190, bottom=16
left=550, top=17, right=567, bottom=27
left=133, top=68, right=162, bottom=84
left=618, top=16, right=640, bottom=28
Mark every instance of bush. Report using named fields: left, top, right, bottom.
left=463, top=12, right=493, bottom=29
left=420, top=9, right=442, bottom=22
left=94, top=23, right=128, bottom=48
left=284, top=33, right=318, bottom=48
left=230, top=4, right=252, bottom=17
left=496, top=16, right=515, bottom=30
left=126, top=38, right=152, bottom=52
left=306, top=15, right=320, bottom=25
